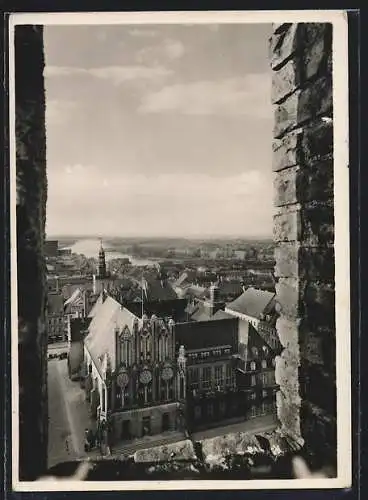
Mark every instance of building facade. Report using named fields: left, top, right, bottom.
left=82, top=295, right=186, bottom=446
left=47, top=292, right=65, bottom=342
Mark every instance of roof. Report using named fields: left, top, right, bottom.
left=211, top=310, right=234, bottom=321
left=183, top=285, right=207, bottom=300
left=174, top=271, right=197, bottom=289
left=175, top=317, right=238, bottom=352
left=247, top=323, right=276, bottom=360
left=47, top=293, right=64, bottom=314
left=84, top=296, right=138, bottom=376
left=143, top=277, right=178, bottom=302
left=64, top=287, right=82, bottom=306
left=226, top=287, right=276, bottom=319
left=88, top=293, right=104, bottom=318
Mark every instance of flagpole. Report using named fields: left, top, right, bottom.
left=141, top=271, right=144, bottom=318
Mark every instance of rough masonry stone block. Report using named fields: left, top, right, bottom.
left=272, top=58, right=302, bottom=104
left=274, top=243, right=299, bottom=278
left=275, top=278, right=302, bottom=320
left=273, top=206, right=301, bottom=242
left=301, top=118, right=333, bottom=165
left=272, top=23, right=292, bottom=35
left=302, top=23, right=332, bottom=82
left=273, top=90, right=301, bottom=139
left=275, top=245, right=335, bottom=281
left=297, top=159, right=334, bottom=203
left=275, top=315, right=301, bottom=349
left=298, top=75, right=333, bottom=124
left=300, top=201, right=334, bottom=246
left=299, top=247, right=335, bottom=281
left=269, top=24, right=300, bottom=71
left=272, top=129, right=303, bottom=172
left=274, top=77, right=332, bottom=139
left=274, top=166, right=299, bottom=207
left=303, top=282, right=335, bottom=329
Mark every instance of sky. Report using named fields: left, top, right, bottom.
left=44, top=22, right=274, bottom=238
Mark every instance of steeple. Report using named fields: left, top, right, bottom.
left=97, top=238, right=106, bottom=279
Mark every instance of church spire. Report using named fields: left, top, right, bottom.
left=97, top=238, right=106, bottom=279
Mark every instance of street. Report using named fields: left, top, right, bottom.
left=47, top=358, right=96, bottom=469
left=192, top=413, right=278, bottom=442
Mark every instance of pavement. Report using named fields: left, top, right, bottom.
left=192, top=413, right=278, bottom=442
left=47, top=358, right=97, bottom=469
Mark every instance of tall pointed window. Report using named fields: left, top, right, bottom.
left=158, top=330, right=169, bottom=362
left=120, top=327, right=132, bottom=366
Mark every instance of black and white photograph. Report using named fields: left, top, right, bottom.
left=9, top=10, right=351, bottom=491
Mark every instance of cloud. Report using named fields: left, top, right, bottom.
left=44, top=65, right=173, bottom=85
left=128, top=28, right=158, bottom=37
left=46, top=167, right=273, bottom=237
left=136, top=38, right=186, bottom=64
left=45, top=99, right=78, bottom=125
left=138, top=73, right=272, bottom=118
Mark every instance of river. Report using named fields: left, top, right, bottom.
left=66, top=239, right=156, bottom=267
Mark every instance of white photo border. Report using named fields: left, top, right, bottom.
left=9, top=9, right=351, bottom=492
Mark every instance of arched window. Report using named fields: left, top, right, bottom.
left=250, top=361, right=256, bottom=371
left=158, top=331, right=168, bottom=362
left=140, top=332, right=151, bottom=361
left=262, top=359, right=267, bottom=369
left=120, top=339, right=131, bottom=366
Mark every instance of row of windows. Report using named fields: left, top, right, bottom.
left=249, top=358, right=276, bottom=371
left=188, top=348, right=231, bottom=361
left=250, top=345, right=270, bottom=357
left=114, top=378, right=184, bottom=408
left=249, top=402, right=276, bottom=418
left=119, top=336, right=171, bottom=366
left=189, top=364, right=234, bottom=390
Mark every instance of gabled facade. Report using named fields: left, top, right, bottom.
left=82, top=293, right=186, bottom=445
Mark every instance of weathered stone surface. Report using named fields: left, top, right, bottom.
left=272, top=129, right=303, bottom=171
left=299, top=365, right=336, bottom=417
left=302, top=23, right=332, bottom=81
left=273, top=206, right=301, bottom=242
left=272, top=23, right=292, bottom=35
left=300, top=247, right=335, bottom=281
left=274, top=77, right=332, bottom=139
left=272, top=58, right=301, bottom=104
left=303, top=282, right=335, bottom=329
left=273, top=90, right=301, bottom=139
left=301, top=118, right=333, bottom=165
left=297, top=159, right=334, bottom=203
left=274, top=243, right=299, bottom=278
left=271, top=23, right=335, bottom=465
left=298, top=75, right=333, bottom=123
left=275, top=244, right=334, bottom=281
left=274, top=166, right=299, bottom=207
left=300, top=201, right=334, bottom=246
left=299, top=331, right=324, bottom=365
left=269, top=24, right=300, bottom=71
left=16, top=25, right=48, bottom=481
left=275, top=278, right=301, bottom=320
left=275, top=315, right=301, bottom=349
left=300, top=402, right=337, bottom=468
left=273, top=118, right=332, bottom=171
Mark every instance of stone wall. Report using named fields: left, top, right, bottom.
left=270, top=23, right=336, bottom=466
left=15, top=25, right=48, bottom=480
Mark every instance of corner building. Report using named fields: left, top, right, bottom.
left=82, top=294, right=186, bottom=445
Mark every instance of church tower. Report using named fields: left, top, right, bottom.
left=97, top=239, right=107, bottom=279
